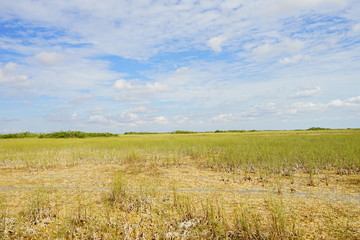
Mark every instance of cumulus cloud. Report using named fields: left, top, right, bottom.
left=0, top=62, right=29, bottom=87
left=114, top=79, right=134, bottom=89
left=291, top=87, right=321, bottom=98
left=35, top=52, right=66, bottom=65
left=328, top=96, right=360, bottom=107
left=208, top=35, right=227, bottom=52
left=154, top=116, right=168, bottom=125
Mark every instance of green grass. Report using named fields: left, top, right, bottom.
left=1, top=129, right=359, bottom=239
left=0, top=129, right=359, bottom=172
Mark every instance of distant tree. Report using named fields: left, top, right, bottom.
left=307, top=127, right=331, bottom=131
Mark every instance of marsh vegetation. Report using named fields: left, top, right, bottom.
left=0, top=129, right=359, bottom=239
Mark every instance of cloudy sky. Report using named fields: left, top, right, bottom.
left=0, top=0, right=359, bottom=133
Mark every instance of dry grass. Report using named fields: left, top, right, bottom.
left=0, top=130, right=359, bottom=239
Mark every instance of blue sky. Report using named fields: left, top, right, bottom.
left=0, top=0, right=359, bottom=133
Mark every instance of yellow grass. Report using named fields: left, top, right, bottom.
left=1, top=130, right=359, bottom=239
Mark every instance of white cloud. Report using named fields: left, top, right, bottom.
left=220, top=0, right=243, bottom=10
left=176, top=67, right=190, bottom=73
left=87, top=115, right=110, bottom=124
left=175, top=116, right=189, bottom=124
left=126, top=106, right=150, bottom=113
left=239, top=103, right=279, bottom=119
left=0, top=129, right=22, bottom=134
left=0, top=62, right=29, bottom=87
left=129, top=101, right=151, bottom=106
left=146, top=66, right=221, bottom=104
left=69, top=94, right=94, bottom=104
left=280, top=39, right=305, bottom=52
left=289, top=96, right=360, bottom=113
left=112, top=112, right=138, bottom=122
left=70, top=113, right=77, bottom=120
left=258, top=0, right=350, bottom=17
left=35, top=52, right=66, bottom=65
left=252, top=44, right=273, bottom=56
left=114, top=79, right=134, bottom=89
left=211, top=113, right=237, bottom=122
left=347, top=96, right=360, bottom=103
left=23, top=56, right=124, bottom=98
left=87, top=112, right=138, bottom=126
left=154, top=116, right=168, bottom=125
left=211, top=103, right=279, bottom=122
left=352, top=23, right=360, bottom=33
left=114, top=79, right=167, bottom=92
left=328, top=96, right=360, bottom=107
left=0, top=0, right=354, bottom=61
left=279, top=55, right=310, bottom=64
left=291, top=86, right=321, bottom=98
left=144, top=82, right=168, bottom=92
left=290, top=102, right=326, bottom=112
left=211, top=95, right=360, bottom=124
left=252, top=39, right=305, bottom=59
left=208, top=35, right=227, bottom=52
left=114, top=79, right=169, bottom=100
left=0, top=0, right=359, bottom=131
left=46, top=112, right=78, bottom=122
left=88, top=107, right=105, bottom=114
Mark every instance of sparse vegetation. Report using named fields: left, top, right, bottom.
left=0, top=129, right=359, bottom=239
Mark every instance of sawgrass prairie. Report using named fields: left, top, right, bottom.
left=1, top=129, right=359, bottom=239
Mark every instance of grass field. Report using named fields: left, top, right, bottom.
left=1, top=129, right=359, bottom=239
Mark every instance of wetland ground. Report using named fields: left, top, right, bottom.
left=1, top=129, right=359, bottom=239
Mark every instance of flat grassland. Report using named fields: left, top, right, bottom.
left=1, top=130, right=359, bottom=239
